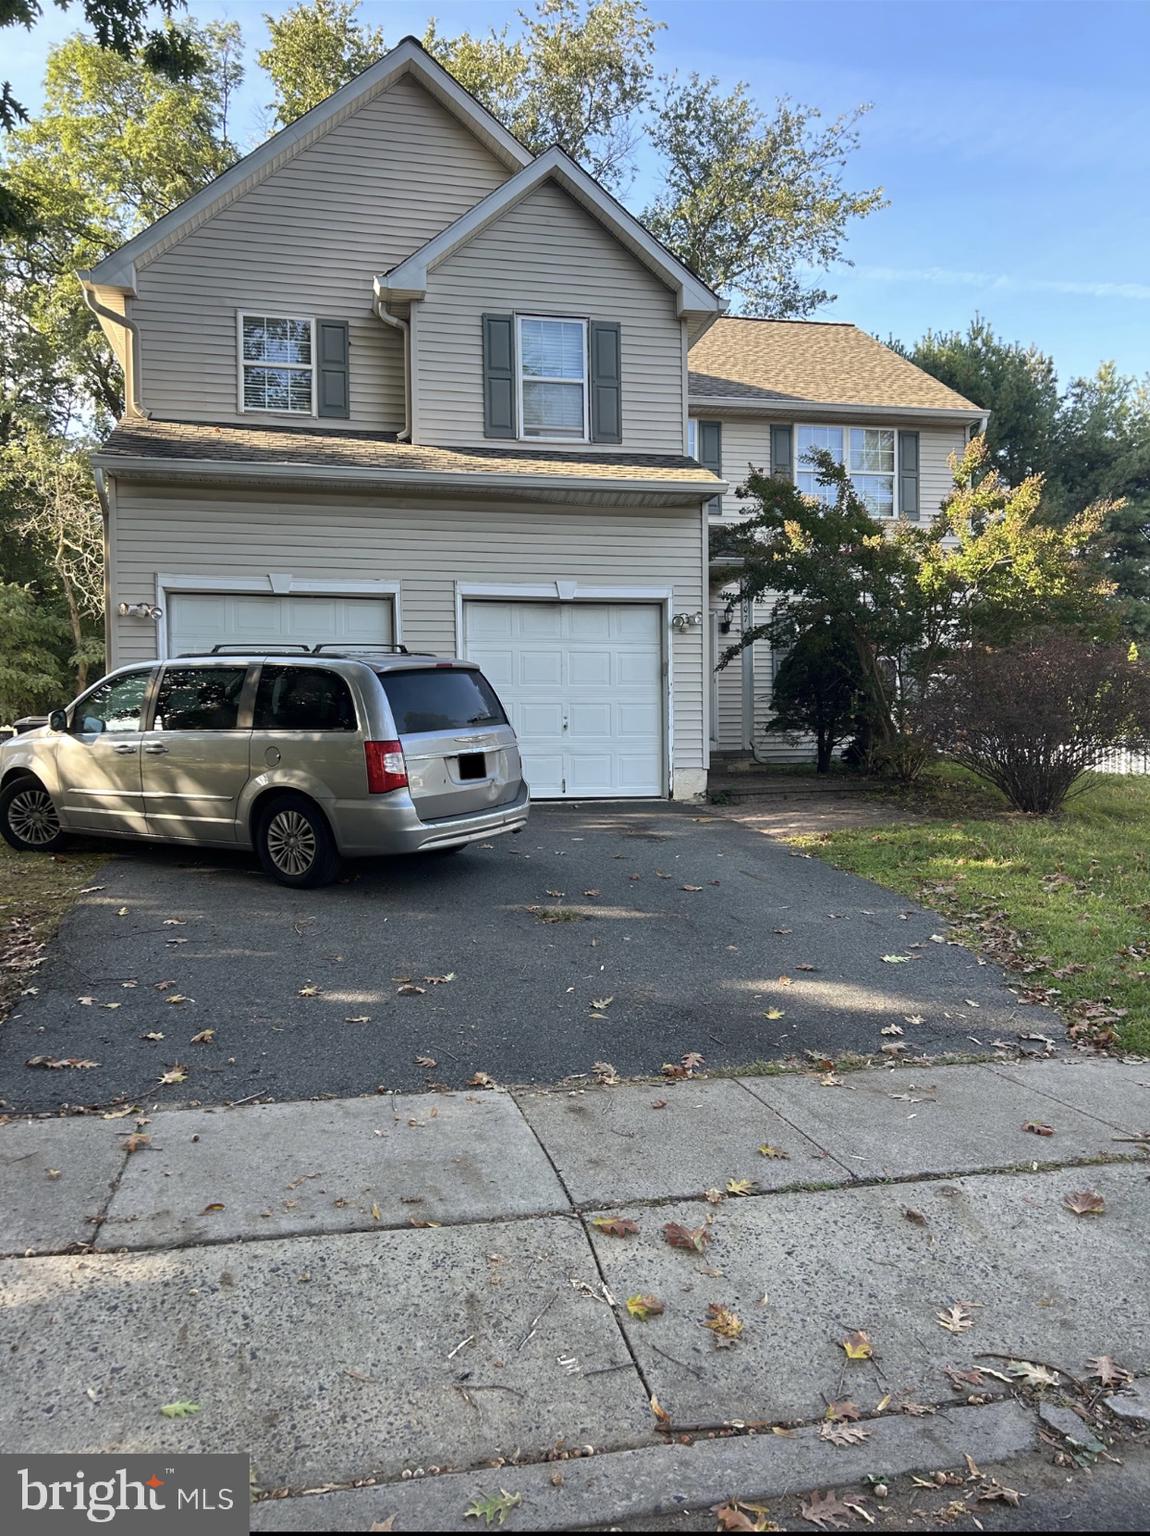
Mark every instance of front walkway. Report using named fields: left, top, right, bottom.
left=2, top=1057, right=1148, bottom=1530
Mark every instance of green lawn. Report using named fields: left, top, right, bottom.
left=792, top=772, right=1150, bottom=1056
left=0, top=843, right=103, bottom=1023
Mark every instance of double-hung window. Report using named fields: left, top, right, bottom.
left=796, top=424, right=897, bottom=519
left=239, top=314, right=315, bottom=415
left=517, top=315, right=588, bottom=441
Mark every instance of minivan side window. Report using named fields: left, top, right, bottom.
left=253, top=666, right=358, bottom=731
left=379, top=668, right=507, bottom=734
left=73, top=669, right=152, bottom=734
left=154, top=667, right=248, bottom=731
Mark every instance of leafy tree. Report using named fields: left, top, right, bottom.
left=715, top=438, right=1116, bottom=774
left=2, top=426, right=105, bottom=691
left=1, top=1, right=204, bottom=235
left=424, top=0, right=662, bottom=192
left=643, top=75, right=884, bottom=315
left=1052, top=363, right=1150, bottom=637
left=258, top=0, right=385, bottom=128
left=764, top=620, right=863, bottom=772
left=0, top=583, right=75, bottom=721
left=898, top=315, right=1058, bottom=484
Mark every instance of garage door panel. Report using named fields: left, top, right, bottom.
left=168, top=592, right=392, bottom=658
left=464, top=600, right=664, bottom=799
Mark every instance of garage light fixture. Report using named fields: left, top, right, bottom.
left=117, top=601, right=164, bottom=621
left=671, top=610, right=703, bottom=632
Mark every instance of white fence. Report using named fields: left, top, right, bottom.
left=1094, top=745, right=1150, bottom=775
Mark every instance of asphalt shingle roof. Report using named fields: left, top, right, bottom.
left=100, top=418, right=719, bottom=486
left=688, top=318, right=983, bottom=412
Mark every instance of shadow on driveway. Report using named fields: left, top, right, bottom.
left=0, top=803, right=1040, bottom=1112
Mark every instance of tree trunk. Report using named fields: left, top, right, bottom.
left=816, top=729, right=833, bottom=773
left=62, top=578, right=88, bottom=693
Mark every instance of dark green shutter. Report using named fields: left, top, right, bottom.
left=316, top=320, right=350, bottom=419
left=589, top=321, right=622, bottom=443
left=898, top=430, right=920, bottom=520
left=770, top=424, right=794, bottom=481
left=697, top=419, right=722, bottom=513
left=482, top=313, right=516, bottom=438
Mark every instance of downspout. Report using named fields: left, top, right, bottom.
left=76, top=271, right=149, bottom=419
left=93, top=465, right=113, bottom=667
left=374, top=300, right=411, bottom=442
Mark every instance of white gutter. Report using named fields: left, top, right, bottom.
left=93, top=465, right=113, bottom=660
left=374, top=300, right=411, bottom=442
left=687, top=396, right=983, bottom=424
left=77, top=271, right=148, bottom=418
left=91, top=452, right=728, bottom=501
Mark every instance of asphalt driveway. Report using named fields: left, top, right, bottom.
left=0, top=804, right=1041, bottom=1113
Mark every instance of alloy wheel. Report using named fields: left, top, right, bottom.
left=8, top=787, right=60, bottom=846
left=265, top=809, right=318, bottom=877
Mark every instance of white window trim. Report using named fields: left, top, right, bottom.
left=796, top=422, right=899, bottom=519
left=515, top=313, right=590, bottom=445
left=236, top=312, right=317, bottom=417
left=153, top=574, right=401, bottom=660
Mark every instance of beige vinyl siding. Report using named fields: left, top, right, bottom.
left=693, top=417, right=969, bottom=523
left=108, top=482, right=706, bottom=783
left=417, top=182, right=685, bottom=454
left=130, top=76, right=509, bottom=432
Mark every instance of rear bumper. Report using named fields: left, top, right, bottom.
left=334, top=783, right=530, bottom=856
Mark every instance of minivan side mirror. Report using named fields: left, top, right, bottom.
left=48, top=709, right=68, bottom=732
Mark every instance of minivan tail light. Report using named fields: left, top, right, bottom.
left=364, top=739, right=408, bottom=794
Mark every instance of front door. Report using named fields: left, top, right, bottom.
left=54, top=668, right=154, bottom=835
left=139, top=664, right=253, bottom=842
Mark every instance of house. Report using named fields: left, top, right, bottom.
left=80, top=35, right=983, bottom=800
left=689, top=319, right=985, bottom=760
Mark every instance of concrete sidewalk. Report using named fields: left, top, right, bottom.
left=1, top=1057, right=1149, bottom=1530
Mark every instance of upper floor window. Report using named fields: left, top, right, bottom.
left=796, top=425, right=896, bottom=518
left=517, top=315, right=588, bottom=441
left=239, top=314, right=314, bottom=414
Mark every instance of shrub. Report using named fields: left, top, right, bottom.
left=764, top=621, right=863, bottom=773
left=923, top=634, right=1150, bottom=814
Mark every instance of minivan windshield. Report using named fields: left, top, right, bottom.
left=379, top=668, right=507, bottom=735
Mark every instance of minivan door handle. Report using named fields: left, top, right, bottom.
left=143, top=743, right=169, bottom=755
left=113, top=743, right=137, bottom=754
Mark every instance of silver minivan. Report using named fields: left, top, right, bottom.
left=0, top=647, right=529, bottom=887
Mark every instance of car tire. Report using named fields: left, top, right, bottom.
left=0, top=774, right=69, bottom=853
left=254, top=793, right=342, bottom=888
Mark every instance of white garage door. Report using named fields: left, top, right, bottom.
left=168, top=592, right=393, bottom=657
left=464, top=601, right=664, bottom=798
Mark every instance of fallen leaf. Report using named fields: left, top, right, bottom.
left=902, top=1206, right=928, bottom=1226
left=415, top=1055, right=438, bottom=1068
left=682, top=1050, right=705, bottom=1071
left=650, top=1097, right=667, bottom=1109
left=297, top=985, right=320, bottom=997
left=881, top=954, right=911, bottom=964
left=977, top=1481, right=1022, bottom=1507
left=591, top=996, right=615, bottom=1010
left=1008, top=1359, right=1060, bottom=1387
left=346, top=1016, right=372, bottom=1024
left=165, top=993, right=189, bottom=1005
left=121, top=1134, right=150, bottom=1154
left=159, top=1402, right=200, bottom=1419
left=625, top=1294, right=664, bottom=1321
left=140, top=1032, right=165, bottom=1042
left=680, top=884, right=703, bottom=892
left=1063, top=1189, right=1106, bottom=1216
left=117, top=906, right=129, bottom=917
left=590, top=1215, right=639, bottom=1238
left=370, top=1203, right=382, bottom=1222
left=469, top=1072, right=496, bottom=1089
left=424, top=973, right=456, bottom=985
left=824, top=1400, right=861, bottom=1421
left=158, top=1065, right=188, bottom=1085
left=704, top=1303, right=743, bottom=1344
left=726, top=1178, right=757, bottom=1196
left=190, top=1029, right=215, bottom=1045
left=162, top=918, right=186, bottom=926
left=800, top=1490, right=854, bottom=1529
left=663, top=1221, right=710, bottom=1254
left=763, top=1008, right=785, bottom=1020
left=582, top=888, right=600, bottom=898
left=937, top=1303, right=975, bottom=1334
left=25, top=1056, right=100, bottom=1070
left=650, top=1394, right=671, bottom=1427
left=45, top=1168, right=61, bottom=1180
left=714, top=1500, right=778, bottom=1532
left=369, top=1521, right=397, bottom=1533
left=795, top=962, right=817, bottom=972
left=704, top=1187, right=723, bottom=1204
left=397, top=984, right=426, bottom=997
left=840, top=1329, right=873, bottom=1360
left=201, top=1202, right=225, bottom=1214
left=758, top=1144, right=789, bottom=1160
left=1087, top=1355, right=1132, bottom=1389
left=819, top=1420, right=870, bottom=1446
left=464, top=1489, right=521, bottom=1526
left=1023, top=1121, right=1055, bottom=1136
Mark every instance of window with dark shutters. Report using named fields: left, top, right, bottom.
left=316, top=320, right=350, bottom=419
left=482, top=313, right=516, bottom=438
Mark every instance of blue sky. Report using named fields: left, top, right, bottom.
left=8, top=0, right=1150, bottom=384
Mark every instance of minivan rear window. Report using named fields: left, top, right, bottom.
left=380, top=668, right=507, bottom=735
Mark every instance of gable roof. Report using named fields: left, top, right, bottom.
left=376, top=145, right=723, bottom=320
left=86, top=36, right=532, bottom=292
left=689, top=318, right=984, bottom=417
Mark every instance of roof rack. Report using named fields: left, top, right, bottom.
left=204, top=644, right=313, bottom=655
left=312, top=643, right=411, bottom=654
